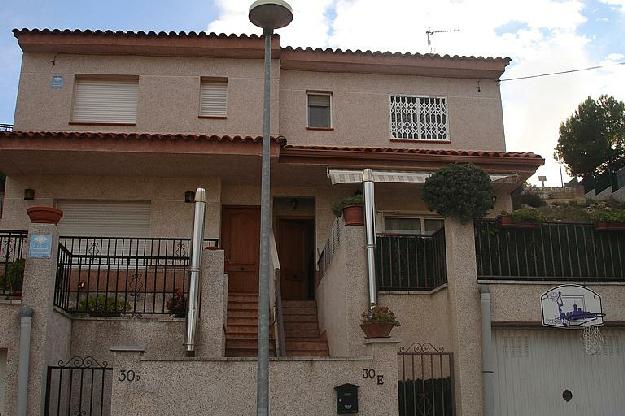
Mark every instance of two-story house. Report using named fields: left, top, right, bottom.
left=0, top=28, right=623, bottom=416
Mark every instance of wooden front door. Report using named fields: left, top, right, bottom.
left=277, top=218, right=315, bottom=300
left=222, top=206, right=261, bottom=293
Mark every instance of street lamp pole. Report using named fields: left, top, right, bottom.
left=248, top=2, right=293, bottom=415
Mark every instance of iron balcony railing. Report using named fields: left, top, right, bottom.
left=475, top=220, right=625, bottom=281
left=0, top=230, right=28, bottom=295
left=375, top=229, right=447, bottom=291
left=54, top=236, right=219, bottom=315
left=0, top=124, right=14, bottom=132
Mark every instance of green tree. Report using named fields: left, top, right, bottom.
left=554, top=95, right=625, bottom=181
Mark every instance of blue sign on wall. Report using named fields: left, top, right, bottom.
left=29, top=234, right=53, bottom=258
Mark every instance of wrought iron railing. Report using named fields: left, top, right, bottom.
left=54, top=236, right=218, bottom=315
left=475, top=220, right=625, bottom=281
left=0, top=124, right=13, bottom=132
left=317, top=218, right=341, bottom=279
left=0, top=230, right=28, bottom=295
left=375, top=229, right=447, bottom=291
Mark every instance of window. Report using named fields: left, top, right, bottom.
left=199, top=79, right=228, bottom=117
left=384, top=216, right=443, bottom=235
left=389, top=95, right=448, bottom=141
left=307, top=92, right=332, bottom=128
left=71, top=77, right=139, bottom=124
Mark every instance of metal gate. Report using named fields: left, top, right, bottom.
left=398, top=343, right=455, bottom=416
left=44, top=356, right=112, bottom=416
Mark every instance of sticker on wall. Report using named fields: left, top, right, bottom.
left=50, top=75, right=64, bottom=89
left=29, top=234, right=52, bottom=258
left=540, top=284, right=605, bottom=328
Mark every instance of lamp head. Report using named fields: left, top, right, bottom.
left=249, top=0, right=293, bottom=30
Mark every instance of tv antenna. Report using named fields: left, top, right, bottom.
left=425, top=28, right=460, bottom=53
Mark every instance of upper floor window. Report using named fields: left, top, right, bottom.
left=71, top=77, right=139, bottom=124
left=384, top=216, right=444, bottom=236
left=199, top=78, right=228, bottom=118
left=307, top=92, right=332, bottom=129
left=389, top=95, right=448, bottom=141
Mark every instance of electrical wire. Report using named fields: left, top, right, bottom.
left=499, top=60, right=625, bottom=82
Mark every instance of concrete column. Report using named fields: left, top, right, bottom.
left=195, top=249, right=226, bottom=358
left=21, top=223, right=72, bottom=415
left=364, top=338, right=400, bottom=416
left=444, top=218, right=483, bottom=416
left=109, top=346, right=145, bottom=416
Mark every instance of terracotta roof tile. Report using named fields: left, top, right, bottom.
left=0, top=131, right=286, bottom=145
left=13, top=28, right=265, bottom=40
left=282, top=145, right=543, bottom=160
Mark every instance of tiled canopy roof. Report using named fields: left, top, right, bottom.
left=0, top=130, right=287, bottom=145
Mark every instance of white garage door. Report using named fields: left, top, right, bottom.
left=56, top=201, right=150, bottom=237
left=494, top=329, right=625, bottom=416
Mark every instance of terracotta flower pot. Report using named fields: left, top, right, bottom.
left=360, top=321, right=396, bottom=338
left=342, top=205, right=364, bottom=226
left=26, top=206, right=63, bottom=224
left=594, top=222, right=625, bottom=231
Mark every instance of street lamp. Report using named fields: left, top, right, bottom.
left=248, top=1, right=293, bottom=416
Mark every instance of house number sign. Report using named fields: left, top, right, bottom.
left=118, top=369, right=140, bottom=382
left=362, top=368, right=384, bottom=385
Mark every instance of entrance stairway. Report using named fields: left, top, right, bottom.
left=225, top=293, right=328, bottom=357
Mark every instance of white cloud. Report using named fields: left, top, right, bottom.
left=207, top=0, right=625, bottom=187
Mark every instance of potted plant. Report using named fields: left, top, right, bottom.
left=1, top=258, right=25, bottom=297
left=591, top=209, right=625, bottom=231
left=333, top=192, right=364, bottom=226
left=166, top=289, right=187, bottom=317
left=26, top=206, right=63, bottom=224
left=360, top=305, right=400, bottom=338
left=423, top=164, right=494, bottom=223
left=77, top=294, right=129, bottom=317
left=498, top=208, right=543, bottom=229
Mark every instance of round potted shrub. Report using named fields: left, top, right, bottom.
left=423, top=164, right=494, bottom=223
left=360, top=305, right=400, bottom=338
left=26, top=206, right=63, bottom=224
left=333, top=193, right=364, bottom=226
left=498, top=208, right=543, bottom=229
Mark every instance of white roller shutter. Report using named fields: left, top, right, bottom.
left=493, top=328, right=625, bottom=416
left=199, top=81, right=228, bottom=117
left=56, top=201, right=150, bottom=237
left=72, top=79, right=139, bottom=124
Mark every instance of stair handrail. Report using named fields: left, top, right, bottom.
left=269, top=232, right=286, bottom=356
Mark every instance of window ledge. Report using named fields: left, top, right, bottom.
left=306, top=127, right=334, bottom=131
left=198, top=115, right=227, bottom=119
left=390, top=138, right=451, bottom=144
left=69, top=122, right=136, bottom=126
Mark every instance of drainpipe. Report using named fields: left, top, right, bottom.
left=185, top=188, right=206, bottom=356
left=479, top=284, right=494, bottom=416
left=363, top=169, right=377, bottom=307
left=16, top=306, right=33, bottom=416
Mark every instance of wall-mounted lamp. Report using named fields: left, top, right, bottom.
left=24, top=189, right=35, bottom=200
left=184, top=191, right=196, bottom=203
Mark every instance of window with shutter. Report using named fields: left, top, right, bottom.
left=199, top=79, right=228, bottom=117
left=307, top=92, right=332, bottom=128
left=71, top=78, right=139, bottom=124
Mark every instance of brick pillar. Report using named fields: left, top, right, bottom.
left=21, top=222, right=71, bottom=415
left=444, top=218, right=483, bottom=416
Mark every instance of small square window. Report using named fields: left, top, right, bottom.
left=307, top=93, right=332, bottom=128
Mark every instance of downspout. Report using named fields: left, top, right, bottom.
left=479, top=284, right=494, bottom=416
left=363, top=169, right=377, bottom=307
left=16, top=306, right=33, bottom=416
left=185, top=188, right=206, bottom=356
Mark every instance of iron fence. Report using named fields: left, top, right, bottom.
left=44, top=356, right=113, bottom=416
left=398, top=343, right=455, bottom=416
left=0, top=230, right=28, bottom=295
left=375, top=229, right=447, bottom=291
left=475, top=220, right=625, bottom=281
left=54, top=236, right=218, bottom=315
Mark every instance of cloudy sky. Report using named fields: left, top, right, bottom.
left=2, top=0, right=625, bottom=186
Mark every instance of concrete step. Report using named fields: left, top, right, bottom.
left=228, top=293, right=259, bottom=303
left=229, top=310, right=259, bottom=319
left=282, top=300, right=316, bottom=308
left=284, top=327, right=321, bottom=338
left=283, top=314, right=317, bottom=323
left=227, top=317, right=258, bottom=326
left=282, top=306, right=317, bottom=316
left=228, top=302, right=258, bottom=311
left=286, top=349, right=329, bottom=357
left=284, top=322, right=318, bottom=331
left=286, top=339, right=329, bottom=351
left=226, top=325, right=257, bottom=335
left=226, top=338, right=276, bottom=350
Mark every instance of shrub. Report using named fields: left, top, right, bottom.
left=0, top=258, right=25, bottom=293
left=332, top=192, right=364, bottom=217
left=362, top=305, right=400, bottom=326
left=166, top=289, right=187, bottom=317
left=423, top=164, right=494, bottom=223
left=589, top=209, right=625, bottom=223
left=78, top=295, right=129, bottom=316
left=511, top=208, right=544, bottom=223
left=512, top=191, right=546, bottom=209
